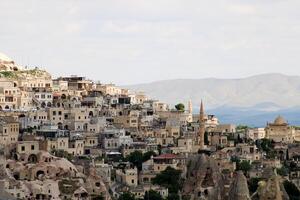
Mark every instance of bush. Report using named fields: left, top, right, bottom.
left=118, top=192, right=135, bottom=200
left=277, top=166, right=289, bottom=176
left=144, top=190, right=163, bottom=200
left=152, top=167, right=182, bottom=194
left=167, top=193, right=180, bottom=200
left=237, top=160, right=251, bottom=174
left=51, top=149, right=74, bottom=161
left=126, top=151, right=157, bottom=171
left=175, top=103, right=185, bottom=111
left=248, top=178, right=262, bottom=194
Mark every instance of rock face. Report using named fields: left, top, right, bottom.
left=228, top=171, right=251, bottom=200
left=1, top=150, right=111, bottom=199
left=245, top=168, right=290, bottom=200
left=182, top=154, right=225, bottom=200
left=0, top=52, right=51, bottom=80
left=257, top=175, right=289, bottom=200
left=0, top=52, right=20, bottom=71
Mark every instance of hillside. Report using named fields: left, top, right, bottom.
left=127, top=73, right=300, bottom=109
left=127, top=73, right=300, bottom=126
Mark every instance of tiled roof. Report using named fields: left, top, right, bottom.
left=153, top=153, right=177, bottom=159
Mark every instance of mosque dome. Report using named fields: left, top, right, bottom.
left=274, top=115, right=287, bottom=125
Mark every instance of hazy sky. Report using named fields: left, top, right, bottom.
left=1, top=0, right=300, bottom=84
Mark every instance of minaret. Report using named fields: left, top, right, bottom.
left=188, top=100, right=193, bottom=114
left=198, top=100, right=205, bottom=149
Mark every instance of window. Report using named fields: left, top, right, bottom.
left=31, top=145, right=35, bottom=150
left=95, top=182, right=101, bottom=187
left=21, top=146, right=25, bottom=151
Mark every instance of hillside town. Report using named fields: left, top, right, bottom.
left=1, top=53, right=300, bottom=200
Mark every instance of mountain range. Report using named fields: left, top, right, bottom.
left=126, top=73, right=300, bottom=127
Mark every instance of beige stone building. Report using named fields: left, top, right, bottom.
left=52, top=79, right=68, bottom=92
left=17, top=141, right=40, bottom=155
left=0, top=117, right=19, bottom=146
left=116, top=167, right=138, bottom=187
left=40, top=137, right=69, bottom=152
left=177, top=138, right=195, bottom=153
left=152, top=153, right=182, bottom=172
left=17, top=75, right=52, bottom=89
left=0, top=79, right=20, bottom=110
left=153, top=101, right=169, bottom=112
left=97, top=84, right=122, bottom=96
left=208, top=133, right=228, bottom=147
left=134, top=92, right=148, bottom=104
left=114, top=110, right=139, bottom=129
left=247, top=128, right=266, bottom=141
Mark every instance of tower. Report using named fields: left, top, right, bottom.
left=198, top=100, right=205, bottom=149
left=188, top=100, right=193, bottom=114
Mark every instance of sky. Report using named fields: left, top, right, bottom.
left=1, top=0, right=300, bottom=85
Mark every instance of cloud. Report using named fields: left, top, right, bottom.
left=64, top=23, right=82, bottom=34
left=0, top=0, right=300, bottom=84
left=227, top=4, right=258, bottom=15
left=99, top=20, right=192, bottom=38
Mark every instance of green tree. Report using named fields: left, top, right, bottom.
left=231, top=156, right=240, bottom=164
left=142, top=151, right=157, bottom=162
left=118, top=192, right=136, bottom=200
left=237, top=160, right=251, bottom=174
left=283, top=180, right=300, bottom=200
left=91, top=195, right=104, bottom=200
left=236, top=125, right=249, bottom=131
left=256, top=139, right=276, bottom=158
left=126, top=151, right=143, bottom=170
left=257, top=138, right=274, bottom=152
left=175, top=103, right=185, bottom=111
left=144, top=190, right=163, bottom=200
left=51, top=149, right=74, bottom=161
left=204, top=132, right=209, bottom=145
left=248, top=178, right=262, bottom=194
left=126, top=151, right=157, bottom=171
left=277, top=166, right=289, bottom=176
left=157, top=145, right=162, bottom=155
left=167, top=193, right=180, bottom=200
left=152, top=167, right=182, bottom=194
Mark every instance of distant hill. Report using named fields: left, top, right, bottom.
left=126, top=73, right=300, bottom=126
left=207, top=105, right=300, bottom=127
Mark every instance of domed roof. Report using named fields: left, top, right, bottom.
left=0, top=52, right=13, bottom=62
left=274, top=115, right=287, bottom=125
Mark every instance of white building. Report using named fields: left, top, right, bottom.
left=247, top=128, right=266, bottom=141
